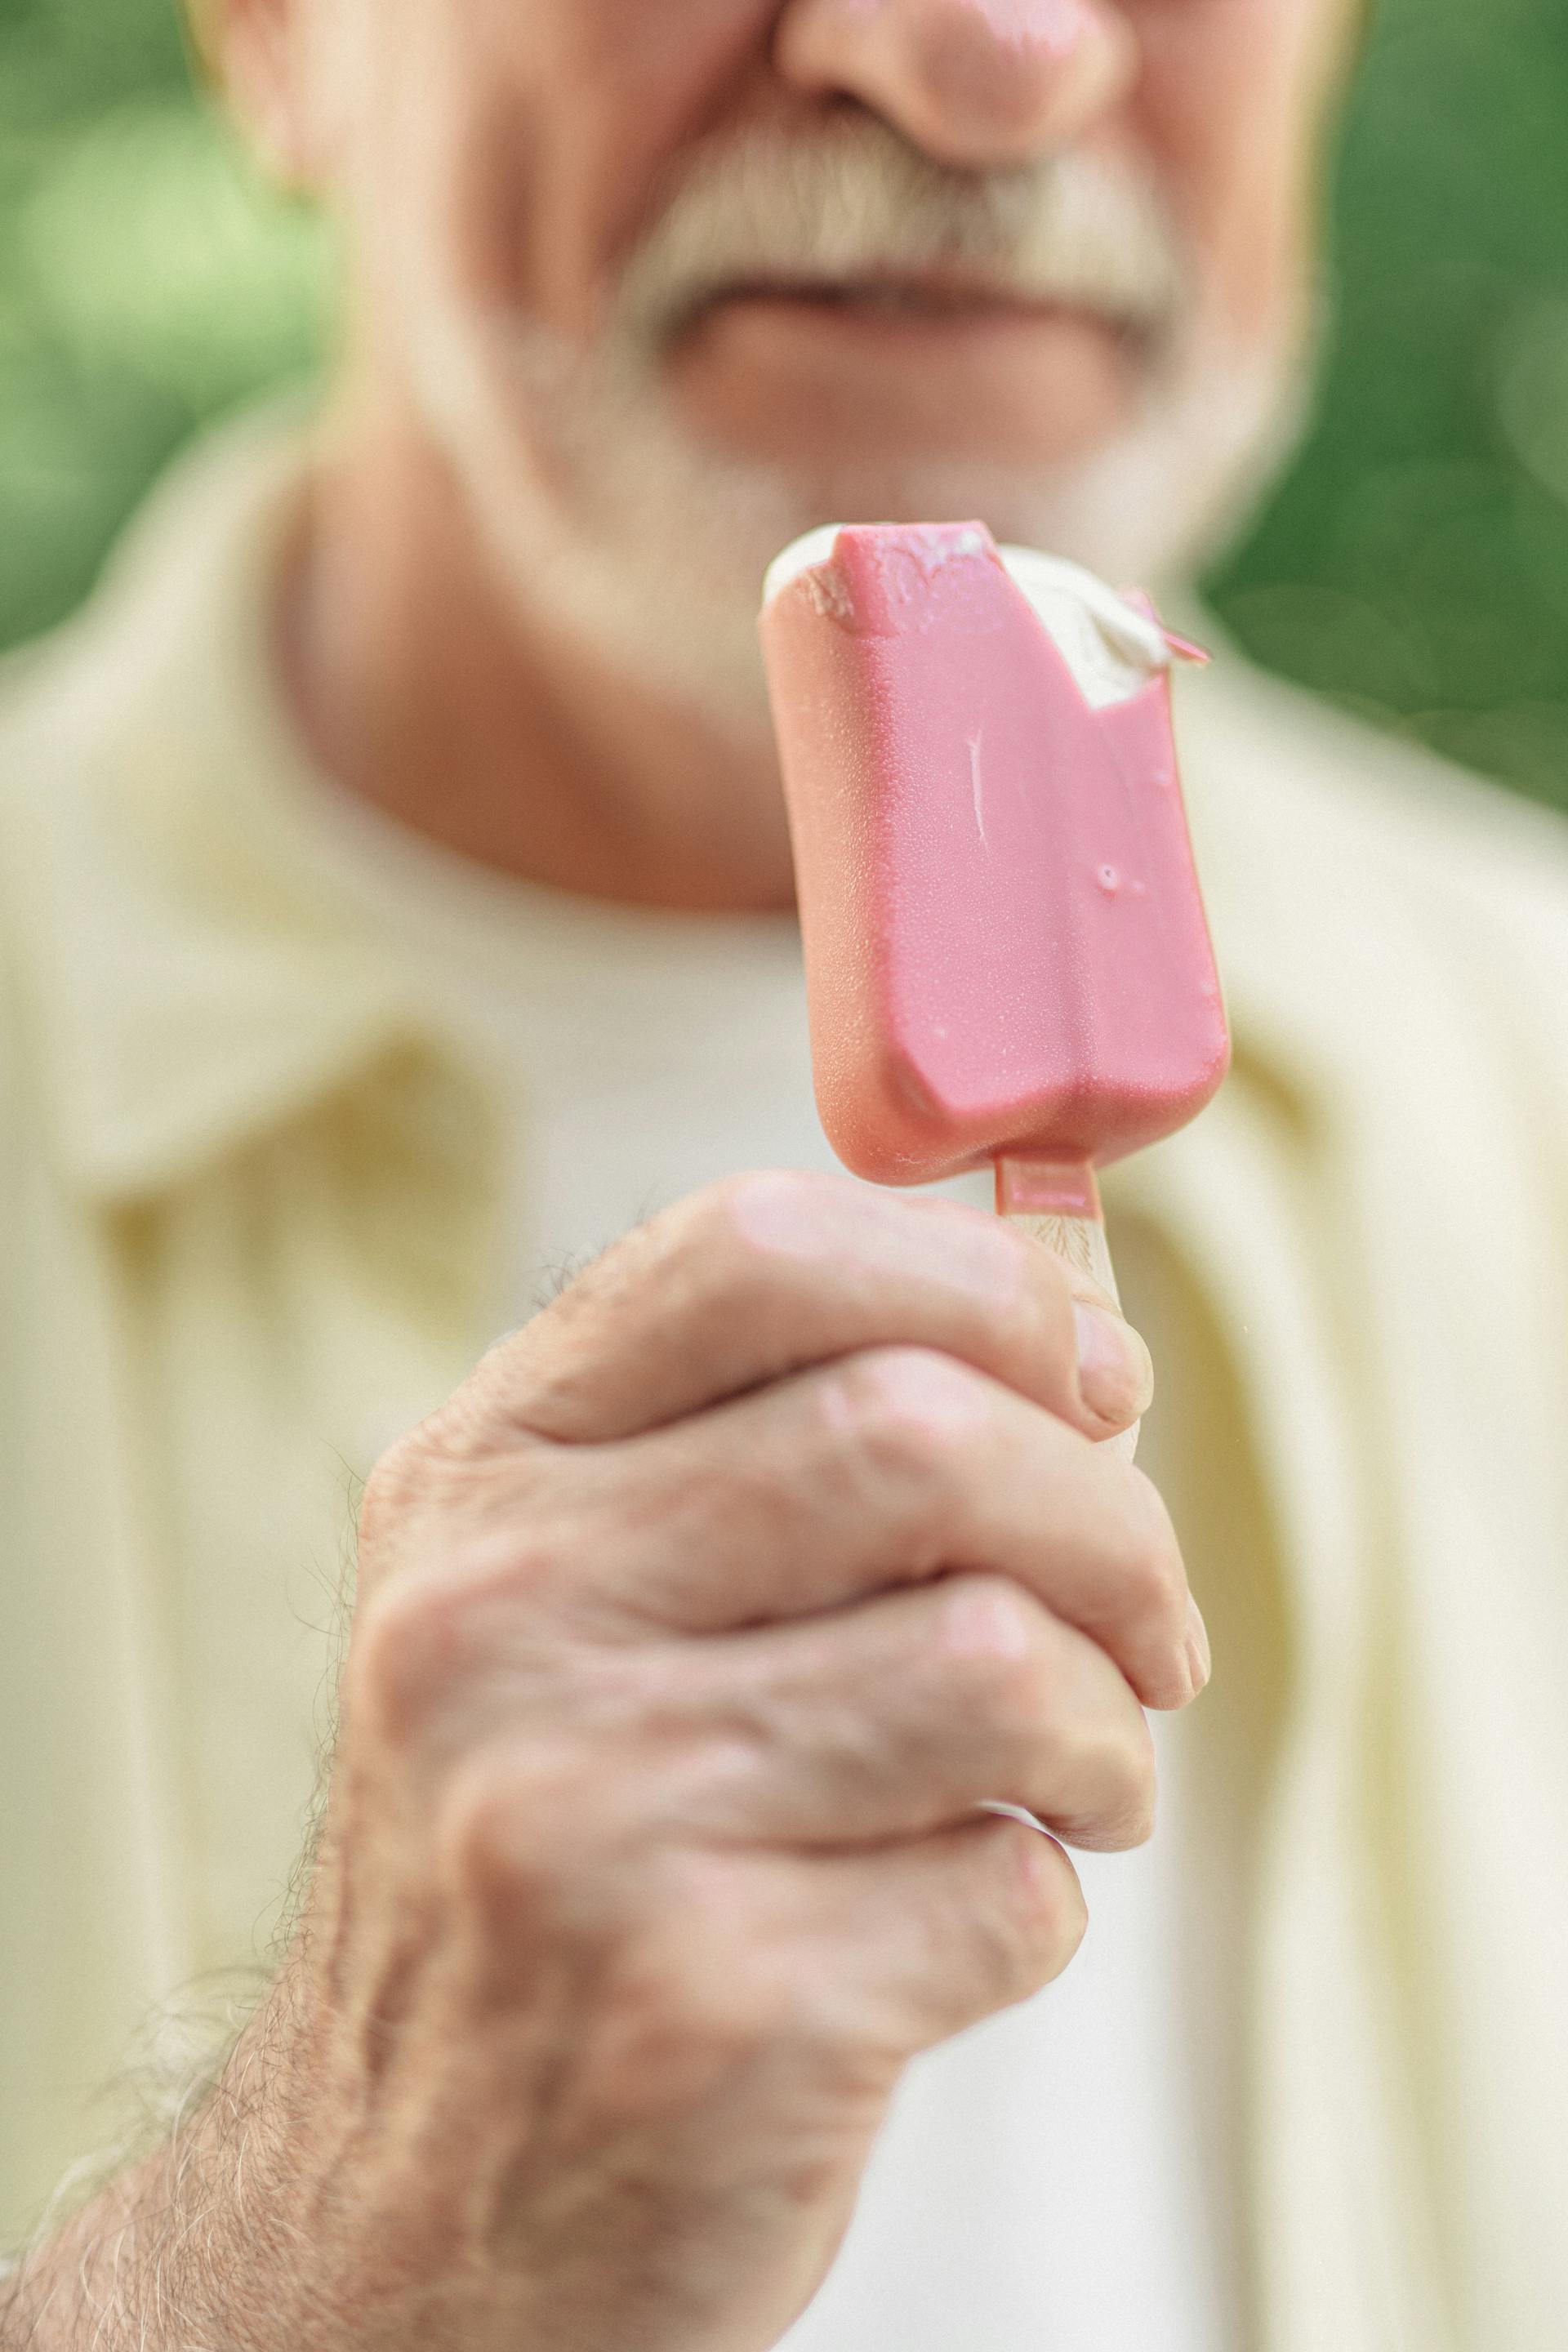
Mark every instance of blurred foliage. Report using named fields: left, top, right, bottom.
left=1213, top=0, right=1568, bottom=807
left=2, top=0, right=1568, bottom=808
left=0, top=0, right=327, bottom=644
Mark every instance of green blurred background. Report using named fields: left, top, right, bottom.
left=3, top=0, right=1568, bottom=808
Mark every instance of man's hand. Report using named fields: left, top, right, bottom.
left=9, top=1174, right=1204, bottom=2352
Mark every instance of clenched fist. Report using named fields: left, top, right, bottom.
left=11, top=1173, right=1206, bottom=2352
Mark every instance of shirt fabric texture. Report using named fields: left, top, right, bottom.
left=296, top=736, right=1239, bottom=2352
left=3, top=417, right=1568, bottom=2351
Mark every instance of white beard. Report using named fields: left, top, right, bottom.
left=393, top=122, right=1309, bottom=733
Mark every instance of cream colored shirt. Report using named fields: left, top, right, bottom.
left=4, top=418, right=1568, bottom=2350
left=296, top=768, right=1240, bottom=2352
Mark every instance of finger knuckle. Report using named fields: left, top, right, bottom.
left=358, top=1414, right=523, bottom=1579
left=349, top=1572, right=483, bottom=1747
left=436, top=1747, right=586, bottom=1926
left=694, top=1168, right=831, bottom=1278
left=626, top=1172, right=827, bottom=1347
left=718, top=1165, right=833, bottom=1232
left=829, top=1347, right=990, bottom=1485
left=975, top=1822, right=1086, bottom=1997
left=1011, top=1828, right=1089, bottom=1976
left=350, top=1523, right=569, bottom=1751
left=933, top=1576, right=1056, bottom=1730
left=356, top=1428, right=436, bottom=1566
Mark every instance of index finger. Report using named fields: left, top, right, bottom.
left=452, top=1171, right=1152, bottom=1450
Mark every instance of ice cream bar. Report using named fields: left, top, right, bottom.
left=760, top=520, right=1228, bottom=1342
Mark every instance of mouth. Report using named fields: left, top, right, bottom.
left=657, top=265, right=1168, bottom=471
left=679, top=273, right=1160, bottom=351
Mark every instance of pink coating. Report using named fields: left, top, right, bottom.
left=761, top=522, right=1231, bottom=1189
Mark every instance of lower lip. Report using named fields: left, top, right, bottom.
left=697, top=289, right=1127, bottom=353
left=666, top=292, right=1138, bottom=466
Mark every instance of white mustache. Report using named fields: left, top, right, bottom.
left=613, top=118, right=1188, bottom=350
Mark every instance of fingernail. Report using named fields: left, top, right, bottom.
left=1071, top=1302, right=1154, bottom=1427
left=1185, top=1594, right=1212, bottom=1694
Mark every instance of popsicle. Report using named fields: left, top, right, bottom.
left=759, top=520, right=1228, bottom=1426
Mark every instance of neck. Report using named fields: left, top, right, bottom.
left=276, top=391, right=798, bottom=914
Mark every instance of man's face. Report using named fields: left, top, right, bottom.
left=264, top=0, right=1357, bottom=719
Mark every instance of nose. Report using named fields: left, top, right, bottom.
left=775, top=0, right=1136, bottom=172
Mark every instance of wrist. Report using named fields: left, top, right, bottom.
left=4, top=1974, right=328, bottom=2352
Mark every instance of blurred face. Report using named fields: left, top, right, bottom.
left=259, top=0, right=1357, bottom=719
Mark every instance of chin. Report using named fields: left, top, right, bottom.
left=406, top=290, right=1307, bottom=733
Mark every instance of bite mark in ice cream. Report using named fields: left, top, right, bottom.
left=760, top=519, right=1228, bottom=1197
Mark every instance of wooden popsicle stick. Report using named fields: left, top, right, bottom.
left=996, top=1159, right=1140, bottom=1463
left=1004, top=1205, right=1122, bottom=1304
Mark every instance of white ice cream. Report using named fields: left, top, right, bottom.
left=763, top=525, right=1170, bottom=710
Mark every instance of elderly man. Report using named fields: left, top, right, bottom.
left=3, top=0, right=1567, bottom=2345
